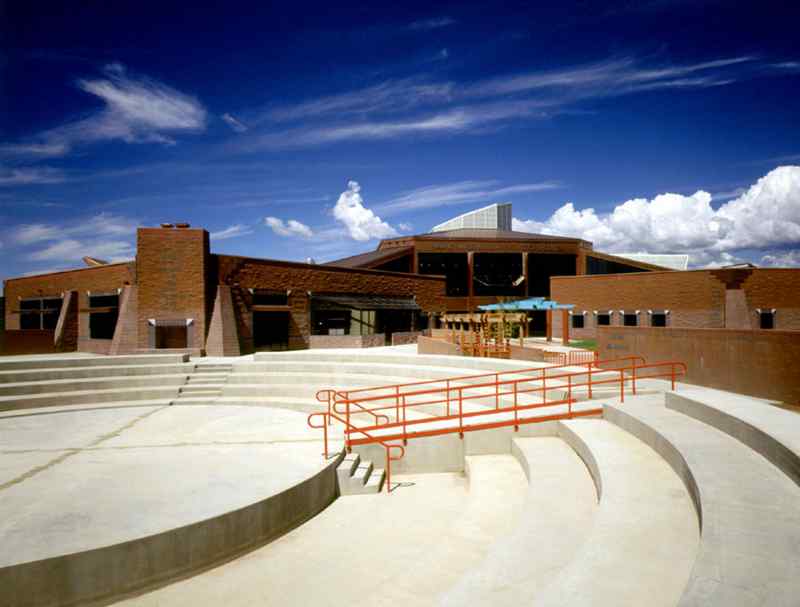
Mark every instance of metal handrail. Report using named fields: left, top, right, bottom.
left=334, top=361, right=687, bottom=444
left=308, top=409, right=405, bottom=494
left=317, top=388, right=390, bottom=425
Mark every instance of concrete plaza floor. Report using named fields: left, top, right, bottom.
left=0, top=403, right=334, bottom=568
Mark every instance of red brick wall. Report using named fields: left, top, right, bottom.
left=136, top=227, right=210, bottom=352
left=551, top=269, right=800, bottom=339
left=597, top=326, right=800, bottom=405
left=218, top=255, right=446, bottom=352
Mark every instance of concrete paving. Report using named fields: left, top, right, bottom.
left=0, top=404, right=333, bottom=568
left=115, top=455, right=531, bottom=607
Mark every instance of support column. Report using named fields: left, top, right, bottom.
left=562, top=309, right=570, bottom=345
left=467, top=251, right=474, bottom=311
left=546, top=309, right=553, bottom=342
left=522, top=252, right=528, bottom=296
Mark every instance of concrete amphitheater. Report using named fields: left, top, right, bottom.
left=1, top=346, right=798, bottom=607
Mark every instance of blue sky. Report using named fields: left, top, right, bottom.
left=2, top=1, right=799, bottom=291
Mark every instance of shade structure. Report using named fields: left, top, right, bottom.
left=478, top=297, right=573, bottom=311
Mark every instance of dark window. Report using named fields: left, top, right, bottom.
left=19, top=297, right=62, bottom=330
left=528, top=254, right=577, bottom=297
left=418, top=253, right=469, bottom=296
left=252, top=290, right=288, bottom=306
left=473, top=253, right=525, bottom=296
left=571, top=314, right=585, bottom=329
left=760, top=311, right=775, bottom=329
left=623, top=313, right=638, bottom=327
left=597, top=313, right=611, bottom=326
left=651, top=313, right=667, bottom=327
left=89, top=293, right=119, bottom=339
left=89, top=294, right=119, bottom=308
left=155, top=324, right=188, bottom=348
left=253, top=311, right=289, bottom=350
left=90, top=311, right=118, bottom=339
left=586, top=256, right=647, bottom=275
left=312, top=310, right=352, bottom=335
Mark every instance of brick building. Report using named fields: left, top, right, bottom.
left=2, top=225, right=446, bottom=356
left=550, top=267, right=800, bottom=339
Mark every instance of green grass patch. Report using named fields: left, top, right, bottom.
left=569, top=339, right=597, bottom=351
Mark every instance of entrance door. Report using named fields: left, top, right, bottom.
left=156, top=325, right=188, bottom=349
left=253, top=311, right=289, bottom=351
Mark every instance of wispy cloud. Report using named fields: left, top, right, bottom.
left=409, top=16, right=457, bottom=30
left=0, top=63, right=206, bottom=159
left=265, top=217, right=314, bottom=238
left=0, top=166, right=66, bottom=186
left=232, top=54, right=764, bottom=152
left=221, top=113, right=248, bottom=133
left=210, top=223, right=253, bottom=240
left=378, top=180, right=562, bottom=214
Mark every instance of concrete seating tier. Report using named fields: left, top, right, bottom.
left=0, top=374, right=188, bottom=398
left=0, top=387, right=183, bottom=411
left=0, top=362, right=194, bottom=384
left=530, top=419, right=698, bottom=607
left=0, top=353, right=188, bottom=372
left=605, top=396, right=800, bottom=606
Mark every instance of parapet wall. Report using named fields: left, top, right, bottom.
left=597, top=326, right=800, bottom=405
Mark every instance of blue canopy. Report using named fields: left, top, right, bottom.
left=478, top=297, right=573, bottom=311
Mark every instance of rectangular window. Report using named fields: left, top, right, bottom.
left=760, top=311, right=775, bottom=329
left=623, top=313, right=638, bottom=327
left=89, top=293, right=119, bottom=339
left=596, top=313, right=611, bottom=326
left=571, top=314, right=585, bottom=329
left=651, top=313, right=667, bottom=327
left=252, top=290, right=288, bottom=306
left=418, top=253, right=469, bottom=297
left=19, top=297, right=62, bottom=330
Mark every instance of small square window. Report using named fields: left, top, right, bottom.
left=597, top=313, right=611, bottom=326
left=651, top=313, right=667, bottom=327
left=20, top=312, right=41, bottom=330
left=623, top=313, right=638, bottom=327
left=760, top=311, right=774, bottom=330
left=571, top=314, right=585, bottom=329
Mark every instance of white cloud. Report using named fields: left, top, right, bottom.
left=379, top=179, right=561, bottom=214
left=761, top=250, right=800, bottom=267
left=28, top=238, right=133, bottom=262
left=210, top=224, right=253, bottom=240
left=265, top=217, right=314, bottom=238
left=0, top=64, right=206, bottom=158
left=333, top=181, right=398, bottom=241
left=513, top=166, right=800, bottom=268
left=409, top=16, right=457, bottom=30
left=0, top=166, right=65, bottom=185
left=222, top=113, right=248, bottom=133
left=14, top=224, right=62, bottom=244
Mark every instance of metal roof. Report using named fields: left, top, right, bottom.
left=324, top=246, right=413, bottom=269
left=311, top=294, right=420, bottom=311
left=410, top=228, right=582, bottom=242
left=613, top=253, right=689, bottom=271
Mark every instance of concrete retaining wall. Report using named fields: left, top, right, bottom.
left=597, top=326, right=800, bottom=405
left=309, top=333, right=386, bottom=349
left=417, top=335, right=461, bottom=356
left=0, top=451, right=342, bottom=607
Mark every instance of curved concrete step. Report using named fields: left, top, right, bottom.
left=665, top=389, right=800, bottom=486
left=441, top=437, right=598, bottom=606
left=0, top=374, right=188, bottom=397
left=0, top=353, right=188, bottom=372
left=0, top=363, right=195, bottom=384
left=0, top=387, right=181, bottom=412
left=529, top=418, right=698, bottom=607
left=606, top=397, right=800, bottom=607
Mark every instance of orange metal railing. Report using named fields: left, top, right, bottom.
left=308, top=357, right=687, bottom=493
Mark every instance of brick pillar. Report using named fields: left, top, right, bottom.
left=562, top=309, right=570, bottom=345
left=54, top=291, right=78, bottom=352
left=110, top=286, right=139, bottom=355
left=206, top=286, right=241, bottom=356
left=546, top=309, right=553, bottom=342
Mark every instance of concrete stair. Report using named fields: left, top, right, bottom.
left=336, top=452, right=385, bottom=494
left=172, top=363, right=233, bottom=405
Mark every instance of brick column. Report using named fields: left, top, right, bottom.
left=206, top=285, right=241, bottom=356
left=562, top=309, right=570, bottom=345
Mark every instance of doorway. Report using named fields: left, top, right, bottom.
left=253, top=311, right=289, bottom=350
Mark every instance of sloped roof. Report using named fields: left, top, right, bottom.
left=324, top=246, right=413, bottom=269
left=614, top=253, right=689, bottom=271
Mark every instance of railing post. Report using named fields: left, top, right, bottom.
left=632, top=364, right=637, bottom=396
left=458, top=387, right=464, bottom=438
left=513, top=381, right=519, bottom=430
left=495, top=373, right=499, bottom=410
left=588, top=362, right=593, bottom=400
left=619, top=369, right=625, bottom=403
left=346, top=396, right=351, bottom=451
left=446, top=378, right=451, bottom=416
left=542, top=374, right=547, bottom=406
left=567, top=374, right=572, bottom=416
left=395, top=385, right=400, bottom=422
left=402, top=395, right=407, bottom=444
left=326, top=391, right=332, bottom=425
left=671, top=365, right=676, bottom=391
left=385, top=447, right=391, bottom=495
